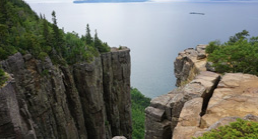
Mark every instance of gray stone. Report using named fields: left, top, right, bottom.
left=197, top=53, right=206, bottom=60
left=0, top=48, right=132, bottom=139
left=145, top=107, right=166, bottom=122
left=112, top=136, right=127, bottom=139
left=243, top=114, right=258, bottom=122
left=205, top=62, right=215, bottom=72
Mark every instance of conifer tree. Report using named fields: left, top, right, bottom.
left=43, top=16, right=50, bottom=46
left=94, top=29, right=102, bottom=51
left=51, top=11, right=64, bottom=56
left=86, top=24, right=93, bottom=45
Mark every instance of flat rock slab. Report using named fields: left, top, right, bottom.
left=172, top=126, right=203, bottom=139
left=177, top=97, right=203, bottom=127
left=183, top=71, right=220, bottom=99
left=202, top=73, right=258, bottom=127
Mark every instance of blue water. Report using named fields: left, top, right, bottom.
left=24, top=0, right=258, bottom=98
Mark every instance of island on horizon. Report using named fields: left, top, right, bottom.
left=73, top=0, right=149, bottom=3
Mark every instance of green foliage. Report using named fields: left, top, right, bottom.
left=131, top=88, right=151, bottom=139
left=228, top=30, right=249, bottom=44
left=196, top=119, right=258, bottom=139
left=205, top=40, right=221, bottom=54
left=0, top=0, right=110, bottom=65
left=0, top=69, right=7, bottom=86
left=85, top=24, right=93, bottom=45
left=206, top=30, right=258, bottom=76
left=40, top=69, right=49, bottom=77
left=94, top=30, right=110, bottom=53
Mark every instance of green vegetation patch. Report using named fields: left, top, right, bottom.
left=195, top=118, right=258, bottom=139
left=131, top=88, right=151, bottom=139
left=206, top=30, right=258, bottom=76
left=0, top=0, right=110, bottom=65
left=0, top=69, right=7, bottom=86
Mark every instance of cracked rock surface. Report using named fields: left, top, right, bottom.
left=145, top=45, right=258, bottom=139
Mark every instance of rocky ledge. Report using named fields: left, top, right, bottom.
left=145, top=45, right=258, bottom=139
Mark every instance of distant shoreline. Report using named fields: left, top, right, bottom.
left=73, top=0, right=149, bottom=3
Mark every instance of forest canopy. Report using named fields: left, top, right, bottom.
left=0, top=0, right=110, bottom=65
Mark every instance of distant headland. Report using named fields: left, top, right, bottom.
left=73, top=0, right=149, bottom=3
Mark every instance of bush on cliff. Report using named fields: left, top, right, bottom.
left=131, top=88, right=151, bottom=139
left=206, top=30, right=258, bottom=76
left=196, top=119, right=258, bottom=139
left=0, top=69, right=7, bottom=86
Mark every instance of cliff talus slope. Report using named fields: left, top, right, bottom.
left=0, top=47, right=132, bottom=139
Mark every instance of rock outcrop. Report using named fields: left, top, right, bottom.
left=144, top=71, right=220, bottom=139
left=0, top=47, right=132, bottom=139
left=174, top=44, right=207, bottom=87
left=145, top=45, right=258, bottom=139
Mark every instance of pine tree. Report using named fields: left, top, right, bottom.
left=43, top=16, right=51, bottom=46
left=51, top=11, right=64, bottom=56
left=86, top=24, right=93, bottom=45
left=94, top=29, right=102, bottom=51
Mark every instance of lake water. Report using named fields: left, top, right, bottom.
left=24, top=0, right=258, bottom=98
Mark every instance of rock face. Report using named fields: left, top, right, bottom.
left=0, top=47, right=132, bottom=139
left=144, top=71, right=220, bottom=139
left=145, top=45, right=258, bottom=139
left=174, top=44, right=207, bottom=87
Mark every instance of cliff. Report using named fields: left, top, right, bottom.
left=174, top=44, right=207, bottom=87
left=0, top=47, right=132, bottom=139
left=145, top=45, right=258, bottom=139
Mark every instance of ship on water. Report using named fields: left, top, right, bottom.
left=190, top=12, right=205, bottom=15
left=74, top=0, right=148, bottom=3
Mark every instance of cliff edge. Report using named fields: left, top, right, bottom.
left=145, top=45, right=258, bottom=139
left=0, top=47, right=132, bottom=139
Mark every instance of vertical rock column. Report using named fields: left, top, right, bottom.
left=0, top=82, right=36, bottom=138
left=102, top=47, right=132, bottom=138
left=73, top=57, right=107, bottom=139
left=1, top=53, right=81, bottom=139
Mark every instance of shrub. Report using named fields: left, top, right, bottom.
left=206, top=30, right=258, bottom=76
left=196, top=119, right=258, bottom=139
left=205, top=40, right=221, bottom=54
left=131, top=88, right=151, bottom=139
left=0, top=69, right=7, bottom=86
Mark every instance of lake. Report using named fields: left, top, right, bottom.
left=24, top=0, right=258, bottom=98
